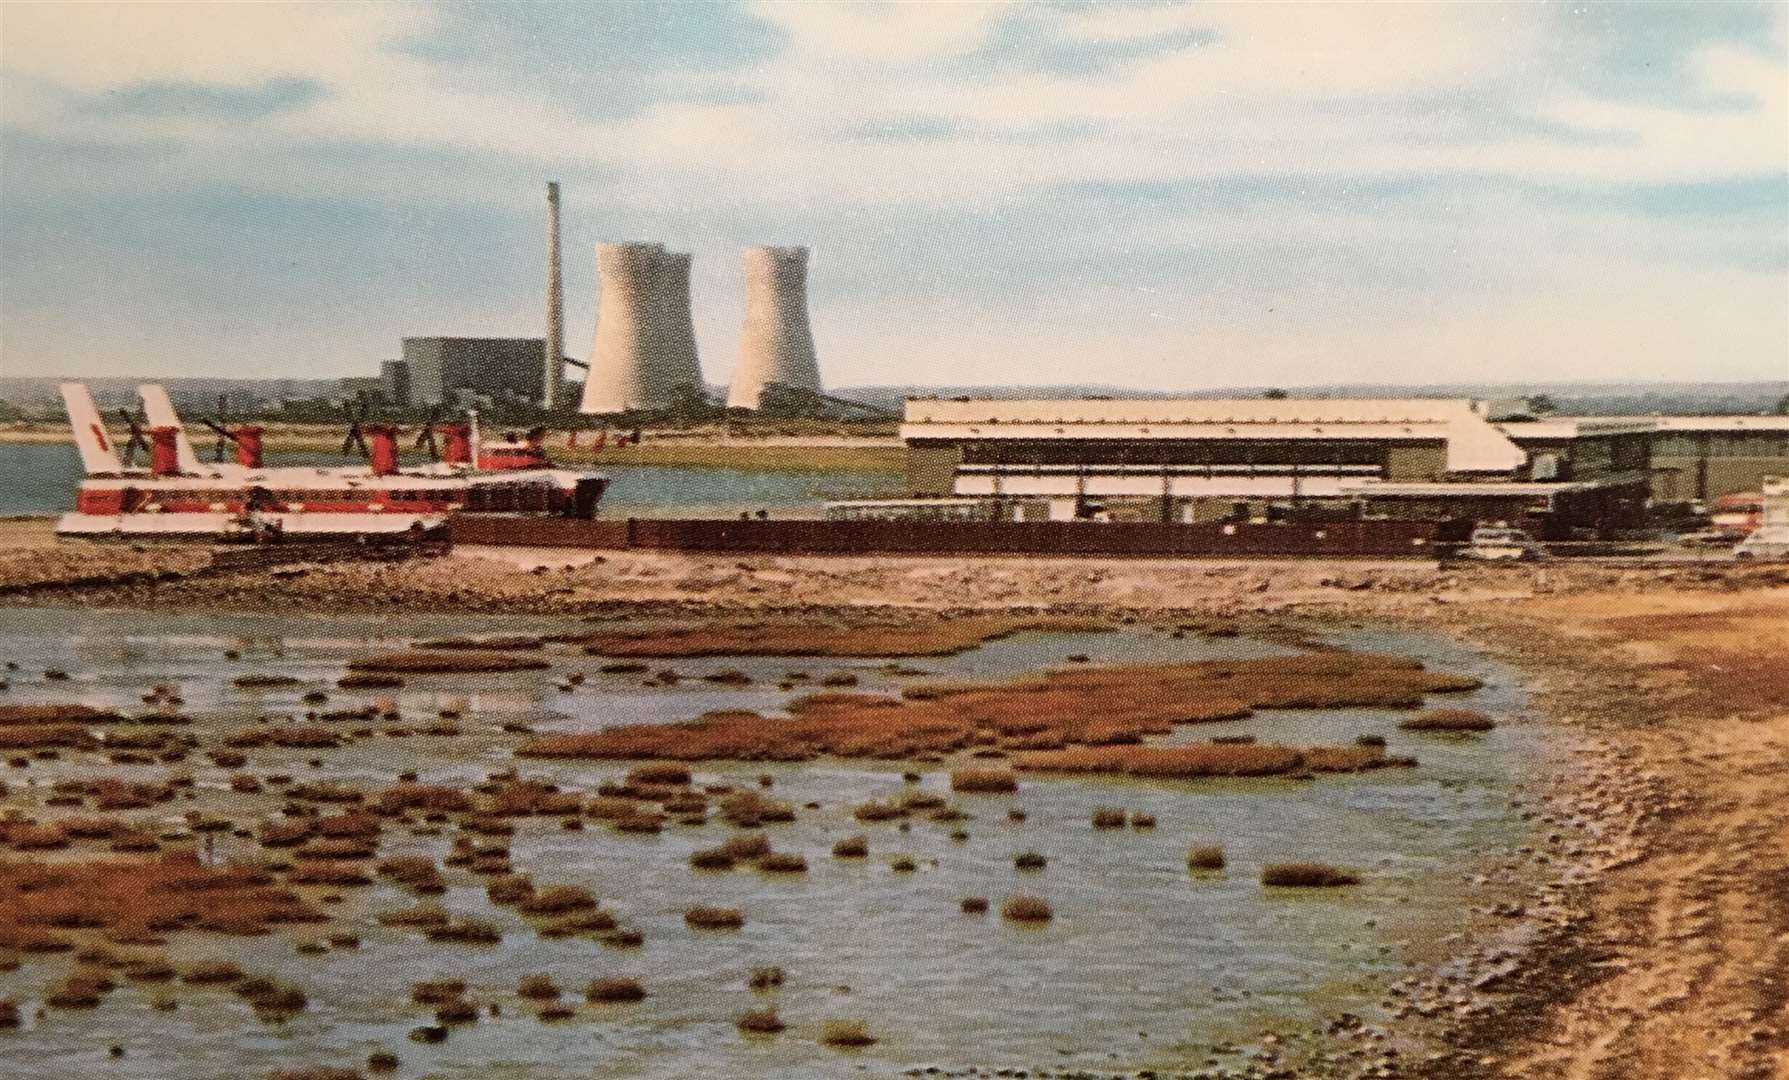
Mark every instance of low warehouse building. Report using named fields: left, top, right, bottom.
left=895, top=398, right=1652, bottom=539
left=1645, top=416, right=1789, bottom=503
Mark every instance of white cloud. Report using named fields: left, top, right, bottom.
left=0, top=1, right=1782, bottom=382
left=753, top=2, right=1004, bottom=64
left=1521, top=43, right=1788, bottom=181
left=7, top=2, right=1782, bottom=204
left=0, top=2, right=422, bottom=90
left=1050, top=4, right=1213, bottom=45
left=819, top=257, right=1788, bottom=390
left=2, top=2, right=621, bottom=164
left=585, top=1, right=1785, bottom=216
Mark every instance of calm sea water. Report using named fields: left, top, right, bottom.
left=0, top=607, right=1545, bottom=1078
left=0, top=442, right=894, bottom=518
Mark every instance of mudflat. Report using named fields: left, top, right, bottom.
left=3, top=529, right=1786, bottom=1077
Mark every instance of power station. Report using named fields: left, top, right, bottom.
left=362, top=183, right=829, bottom=415
left=578, top=239, right=727, bottom=414
left=728, top=245, right=823, bottom=409
left=653, top=249, right=704, bottom=402
left=575, top=231, right=824, bottom=414
left=580, top=241, right=673, bottom=413
left=576, top=239, right=708, bottom=413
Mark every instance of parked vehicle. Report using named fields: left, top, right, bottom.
left=1709, top=492, right=1764, bottom=537
left=1678, top=529, right=1738, bottom=549
left=1458, top=525, right=1547, bottom=561
left=1733, top=526, right=1789, bottom=561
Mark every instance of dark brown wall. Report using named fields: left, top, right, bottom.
left=451, top=516, right=1444, bottom=557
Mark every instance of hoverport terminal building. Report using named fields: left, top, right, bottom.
left=847, top=397, right=1789, bottom=539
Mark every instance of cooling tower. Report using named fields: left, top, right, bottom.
left=654, top=251, right=704, bottom=400
left=728, top=245, right=821, bottom=409
left=580, top=241, right=668, bottom=413
left=542, top=181, right=564, bottom=411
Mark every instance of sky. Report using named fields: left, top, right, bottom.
left=1, top=1, right=1785, bottom=391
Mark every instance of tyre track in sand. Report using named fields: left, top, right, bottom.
left=1481, top=590, right=1789, bottom=1080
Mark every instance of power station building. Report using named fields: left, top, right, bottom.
left=895, top=398, right=1653, bottom=538
left=403, top=337, right=547, bottom=406
left=379, top=360, right=412, bottom=408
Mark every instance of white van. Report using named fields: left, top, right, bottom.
left=1737, top=478, right=1789, bottom=559
left=1733, top=527, right=1789, bottom=561
left=1458, top=525, right=1547, bottom=561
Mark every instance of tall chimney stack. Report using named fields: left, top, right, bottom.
left=728, top=245, right=822, bottom=410
left=542, top=181, right=564, bottom=411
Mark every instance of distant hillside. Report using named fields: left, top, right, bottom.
left=0, top=377, right=339, bottom=412
left=5, top=375, right=1783, bottom=420
left=835, top=381, right=1789, bottom=417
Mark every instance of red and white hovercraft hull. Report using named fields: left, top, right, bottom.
left=56, top=510, right=450, bottom=542
left=55, top=383, right=607, bottom=543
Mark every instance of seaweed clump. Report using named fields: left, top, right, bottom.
left=521, top=652, right=1465, bottom=764
left=1000, top=895, right=1053, bottom=923
left=1261, top=863, right=1360, bottom=887
left=1398, top=708, right=1495, bottom=732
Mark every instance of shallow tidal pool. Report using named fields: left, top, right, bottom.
left=0, top=606, right=1544, bottom=1079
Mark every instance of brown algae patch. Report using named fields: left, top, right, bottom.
left=576, top=616, right=1113, bottom=658
left=0, top=603, right=1541, bottom=1077
left=520, top=651, right=1471, bottom=763
left=347, top=652, right=551, bottom=674
left=1399, top=707, right=1497, bottom=732
left=0, top=854, right=321, bottom=943
left=1012, top=742, right=1403, bottom=779
left=1261, top=863, right=1362, bottom=887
